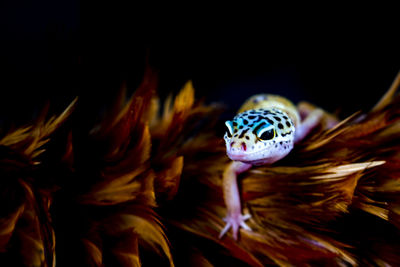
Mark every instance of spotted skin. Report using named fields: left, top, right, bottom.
left=219, top=94, right=324, bottom=240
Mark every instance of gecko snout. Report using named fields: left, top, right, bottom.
left=230, top=141, right=247, bottom=152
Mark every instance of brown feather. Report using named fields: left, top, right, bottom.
left=0, top=98, right=76, bottom=266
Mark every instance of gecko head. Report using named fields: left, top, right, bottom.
left=223, top=109, right=295, bottom=165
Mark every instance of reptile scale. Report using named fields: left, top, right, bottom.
left=220, top=94, right=325, bottom=240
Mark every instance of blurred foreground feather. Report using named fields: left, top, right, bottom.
left=1, top=70, right=400, bottom=266
left=0, top=98, right=77, bottom=266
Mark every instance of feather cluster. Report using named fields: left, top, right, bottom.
left=1, top=70, right=400, bottom=266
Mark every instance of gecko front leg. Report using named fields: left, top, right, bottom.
left=219, top=161, right=252, bottom=240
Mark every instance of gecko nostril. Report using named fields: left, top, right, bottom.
left=241, top=142, right=247, bottom=151
left=230, top=141, right=235, bottom=148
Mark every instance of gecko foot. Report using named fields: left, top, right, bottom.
left=219, top=212, right=252, bottom=240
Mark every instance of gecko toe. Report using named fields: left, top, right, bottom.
left=240, top=221, right=251, bottom=231
left=219, top=222, right=232, bottom=239
left=242, top=213, right=251, bottom=220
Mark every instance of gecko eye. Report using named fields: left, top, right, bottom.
left=258, top=127, right=275, bottom=141
left=225, top=121, right=233, bottom=138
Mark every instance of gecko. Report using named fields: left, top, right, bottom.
left=220, top=94, right=325, bottom=240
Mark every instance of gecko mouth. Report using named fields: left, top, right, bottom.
left=227, top=152, right=246, bottom=161
left=227, top=149, right=289, bottom=165
left=227, top=149, right=265, bottom=161
left=227, top=141, right=291, bottom=163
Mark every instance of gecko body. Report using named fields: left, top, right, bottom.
left=220, top=94, right=324, bottom=240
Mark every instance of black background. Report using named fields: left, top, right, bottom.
left=1, top=2, right=399, bottom=130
